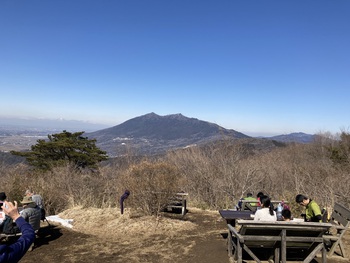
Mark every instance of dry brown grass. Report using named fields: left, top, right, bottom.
left=20, top=206, right=350, bottom=263
left=50, top=207, right=225, bottom=263
left=58, top=206, right=197, bottom=241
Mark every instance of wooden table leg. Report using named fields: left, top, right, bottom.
left=274, top=247, right=280, bottom=263
left=281, top=229, right=286, bottom=263
left=322, top=242, right=327, bottom=263
left=227, top=231, right=233, bottom=257
left=237, top=241, right=242, bottom=263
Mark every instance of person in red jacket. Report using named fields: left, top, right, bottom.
left=0, top=201, right=35, bottom=263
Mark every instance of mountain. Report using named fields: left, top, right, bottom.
left=0, top=113, right=315, bottom=158
left=85, top=112, right=250, bottom=156
left=265, top=132, right=316, bottom=144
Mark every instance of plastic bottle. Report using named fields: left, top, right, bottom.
left=277, top=202, right=283, bottom=221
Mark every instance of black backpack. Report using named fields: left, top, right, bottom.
left=1, top=215, right=20, bottom=235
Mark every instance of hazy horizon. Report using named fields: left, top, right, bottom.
left=0, top=114, right=325, bottom=137
left=1, top=1, right=349, bottom=136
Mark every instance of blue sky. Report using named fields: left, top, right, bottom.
left=1, top=1, right=349, bottom=136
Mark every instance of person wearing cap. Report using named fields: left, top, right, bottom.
left=20, top=196, right=41, bottom=231
left=0, top=200, right=35, bottom=262
left=25, top=189, right=47, bottom=223
left=24, top=190, right=44, bottom=209
left=295, top=194, right=322, bottom=222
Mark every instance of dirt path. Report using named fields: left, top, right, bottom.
left=17, top=208, right=228, bottom=263
left=178, top=210, right=229, bottom=263
left=17, top=208, right=349, bottom=263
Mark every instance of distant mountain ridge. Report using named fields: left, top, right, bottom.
left=0, top=113, right=315, bottom=156
left=265, top=132, right=315, bottom=143
left=85, top=112, right=249, bottom=156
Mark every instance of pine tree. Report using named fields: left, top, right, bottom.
left=11, top=130, right=108, bottom=171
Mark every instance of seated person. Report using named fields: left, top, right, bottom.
left=295, top=194, right=322, bottom=222
left=256, top=192, right=264, bottom=206
left=282, top=209, right=292, bottom=221
left=20, top=196, right=41, bottom=231
left=25, top=189, right=44, bottom=209
left=254, top=195, right=277, bottom=221
left=238, top=193, right=258, bottom=210
left=25, top=189, right=46, bottom=221
left=0, top=200, right=35, bottom=262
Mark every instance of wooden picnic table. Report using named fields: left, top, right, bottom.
left=220, top=209, right=255, bottom=260
left=226, top=219, right=332, bottom=263
left=219, top=210, right=254, bottom=226
left=219, top=209, right=334, bottom=263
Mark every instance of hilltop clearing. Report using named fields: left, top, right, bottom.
left=19, top=207, right=228, bottom=263
left=18, top=207, right=349, bottom=263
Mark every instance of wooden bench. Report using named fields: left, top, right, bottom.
left=227, top=220, right=332, bottom=263
left=165, top=192, right=188, bottom=216
left=323, top=202, right=350, bottom=258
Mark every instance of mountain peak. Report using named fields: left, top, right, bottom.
left=85, top=113, right=249, bottom=156
left=140, top=112, right=187, bottom=120
left=142, top=112, right=159, bottom=118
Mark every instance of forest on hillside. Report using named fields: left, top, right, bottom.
left=0, top=131, right=349, bottom=218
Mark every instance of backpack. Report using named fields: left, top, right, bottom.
left=1, top=215, right=20, bottom=235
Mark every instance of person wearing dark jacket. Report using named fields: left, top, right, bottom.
left=120, top=190, right=130, bottom=214
left=20, top=196, right=41, bottom=231
left=0, top=200, right=35, bottom=263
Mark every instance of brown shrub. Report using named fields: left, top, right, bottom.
left=123, top=161, right=182, bottom=216
left=1, top=131, right=350, bottom=217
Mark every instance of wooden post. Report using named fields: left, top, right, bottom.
left=322, top=242, right=327, bottom=263
left=237, top=240, right=242, bottom=263
left=227, top=231, right=233, bottom=257
left=281, top=229, right=286, bottom=263
left=274, top=246, right=280, bottom=263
